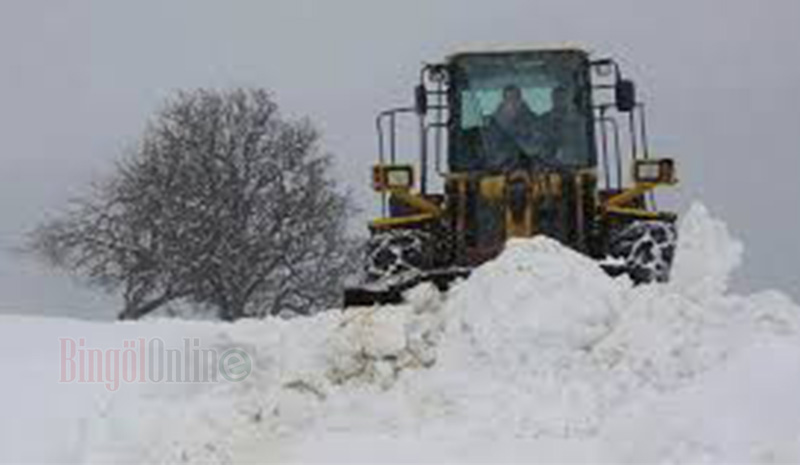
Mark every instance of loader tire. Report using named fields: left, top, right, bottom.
left=364, top=229, right=432, bottom=282
left=610, top=220, right=677, bottom=284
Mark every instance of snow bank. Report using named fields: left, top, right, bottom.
left=1, top=202, right=799, bottom=463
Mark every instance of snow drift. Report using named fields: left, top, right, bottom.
left=1, top=202, right=799, bottom=463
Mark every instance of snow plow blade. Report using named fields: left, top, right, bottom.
left=343, top=268, right=471, bottom=308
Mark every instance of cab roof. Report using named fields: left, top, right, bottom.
left=446, top=43, right=591, bottom=62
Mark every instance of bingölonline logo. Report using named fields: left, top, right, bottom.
left=59, top=337, right=252, bottom=391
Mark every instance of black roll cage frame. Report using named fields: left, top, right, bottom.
left=374, top=55, right=654, bottom=206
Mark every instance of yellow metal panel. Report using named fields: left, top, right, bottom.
left=547, top=173, right=563, bottom=197
left=605, top=206, right=673, bottom=220
left=479, top=175, right=506, bottom=201
left=370, top=213, right=436, bottom=229
left=388, top=189, right=442, bottom=216
left=574, top=172, right=587, bottom=248
left=505, top=171, right=534, bottom=238
left=604, top=182, right=658, bottom=208
left=456, top=177, right=468, bottom=233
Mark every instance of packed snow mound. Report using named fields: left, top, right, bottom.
left=443, top=235, right=622, bottom=358
left=1, top=202, right=799, bottom=463
left=670, top=202, right=744, bottom=299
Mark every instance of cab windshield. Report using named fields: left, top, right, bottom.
left=449, top=51, right=594, bottom=172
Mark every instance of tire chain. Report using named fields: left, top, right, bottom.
left=612, top=220, right=677, bottom=283
left=364, top=229, right=433, bottom=282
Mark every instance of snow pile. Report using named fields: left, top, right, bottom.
left=2, top=203, right=799, bottom=463
left=670, top=203, right=744, bottom=299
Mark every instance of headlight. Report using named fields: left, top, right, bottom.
left=372, top=164, right=415, bottom=191
left=633, top=159, right=676, bottom=184
left=636, top=162, right=661, bottom=181
left=386, top=169, right=412, bottom=187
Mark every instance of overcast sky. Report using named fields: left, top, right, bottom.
left=0, top=0, right=798, bottom=319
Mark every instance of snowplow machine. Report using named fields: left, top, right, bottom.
left=344, top=46, right=678, bottom=307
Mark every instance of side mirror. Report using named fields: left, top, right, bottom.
left=414, top=84, right=428, bottom=115
left=615, top=79, right=637, bottom=112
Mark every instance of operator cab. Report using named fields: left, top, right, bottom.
left=448, top=49, right=596, bottom=173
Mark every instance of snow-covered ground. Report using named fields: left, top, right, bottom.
left=1, top=203, right=799, bottom=463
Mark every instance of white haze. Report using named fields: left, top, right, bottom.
left=0, top=0, right=798, bottom=319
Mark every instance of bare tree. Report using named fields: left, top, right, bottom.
left=30, top=88, right=358, bottom=320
